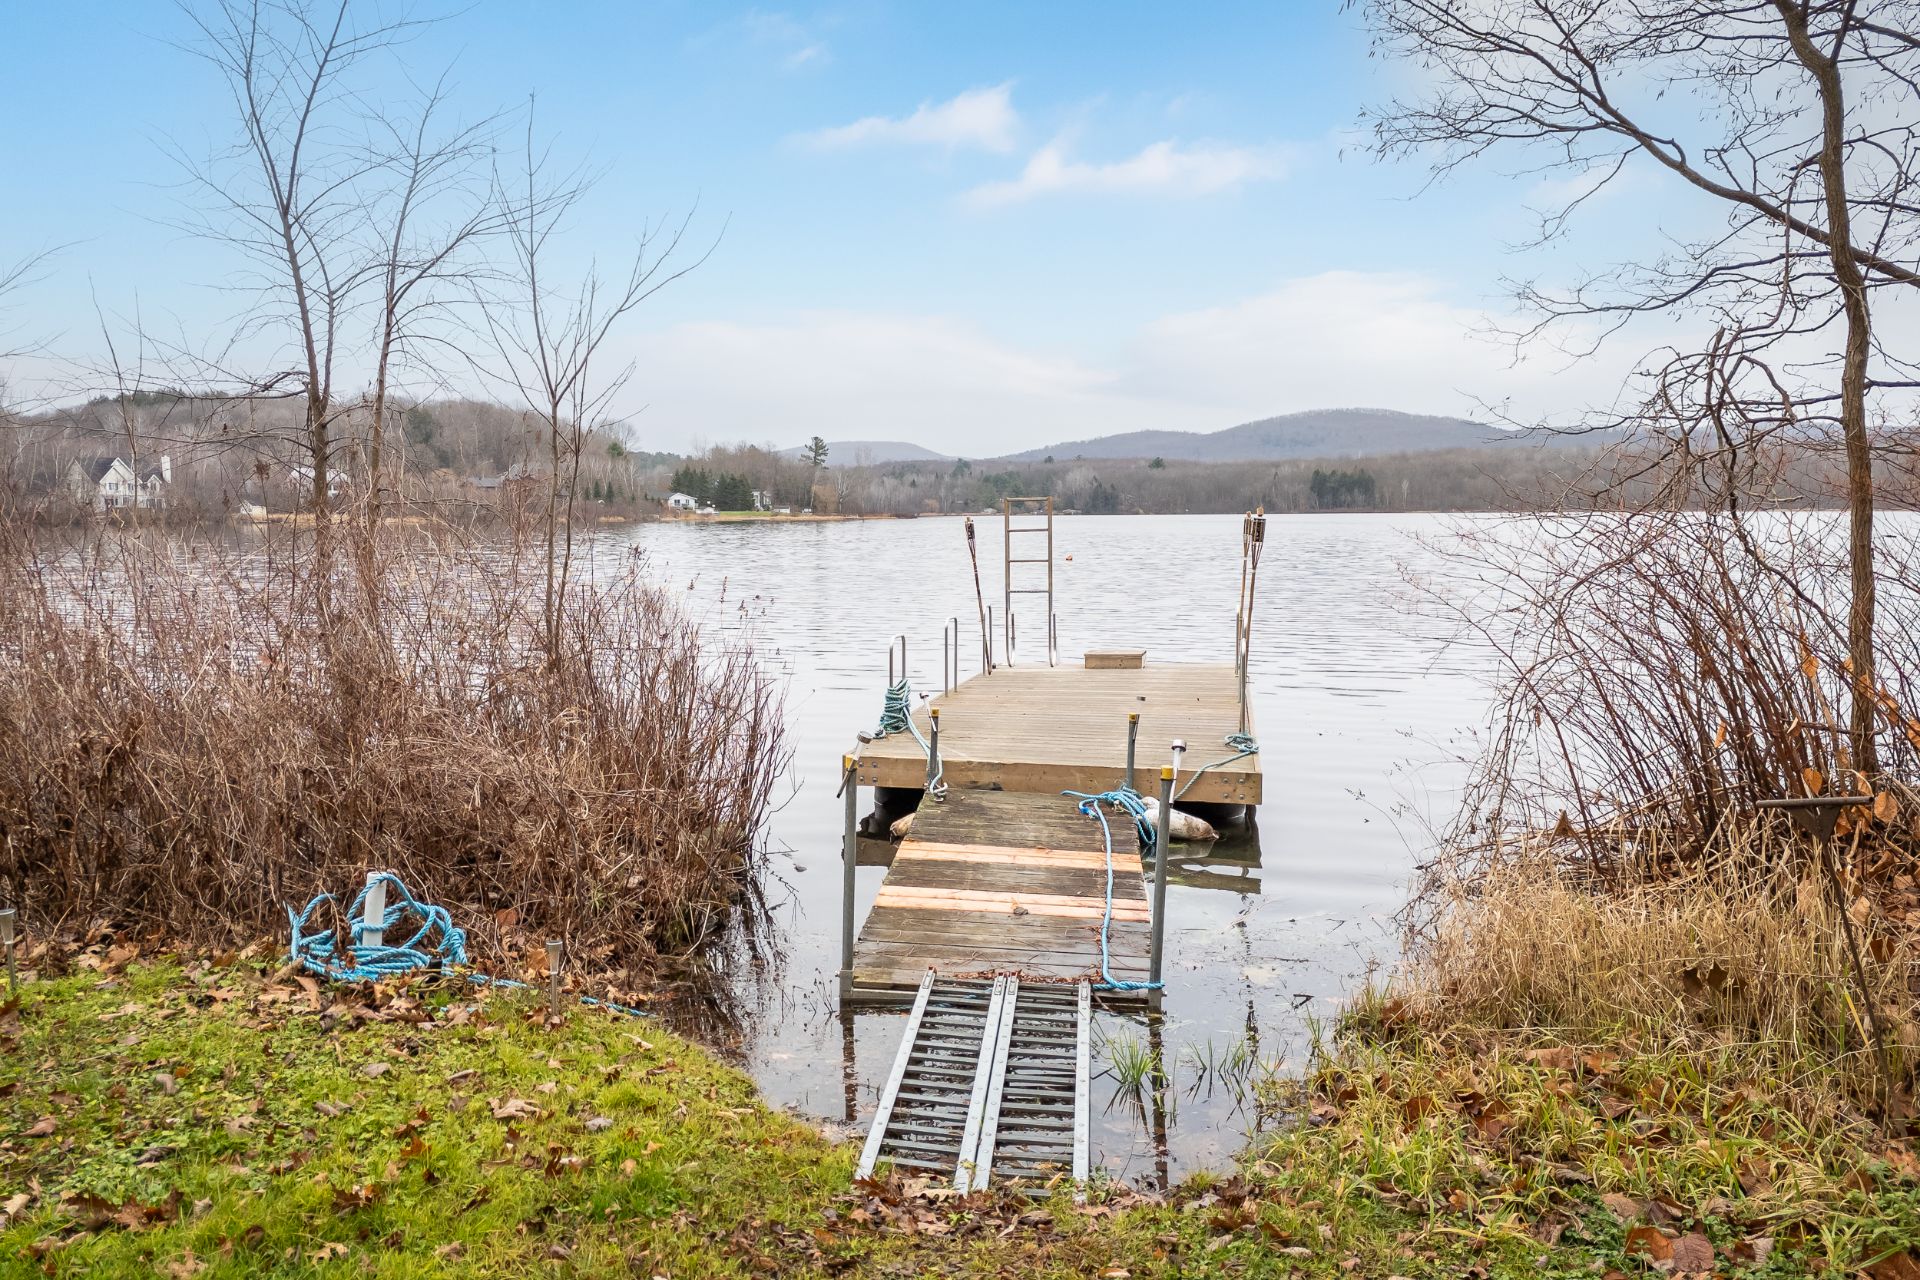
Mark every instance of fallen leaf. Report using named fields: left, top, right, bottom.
left=1869, top=1252, right=1920, bottom=1280
left=24, top=1116, right=56, bottom=1138
left=361, top=1062, right=391, bottom=1080
left=1670, top=1232, right=1714, bottom=1274
left=1625, top=1225, right=1674, bottom=1263
left=1601, top=1193, right=1642, bottom=1221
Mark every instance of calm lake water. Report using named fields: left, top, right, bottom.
left=581, top=512, right=1494, bottom=1183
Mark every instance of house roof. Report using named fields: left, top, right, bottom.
left=73, top=456, right=122, bottom=484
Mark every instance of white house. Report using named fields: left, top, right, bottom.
left=666, top=491, right=699, bottom=511
left=66, top=455, right=170, bottom=511
left=284, top=463, right=347, bottom=500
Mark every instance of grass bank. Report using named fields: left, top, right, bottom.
left=9, top=952, right=1918, bottom=1278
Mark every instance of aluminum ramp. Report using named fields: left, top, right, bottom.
left=857, top=973, right=1091, bottom=1191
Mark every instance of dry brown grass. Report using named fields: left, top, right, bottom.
left=0, top=520, right=787, bottom=975
left=1409, top=842, right=1918, bottom=1100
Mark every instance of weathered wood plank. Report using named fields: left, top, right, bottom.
left=883, top=860, right=1145, bottom=901
left=873, top=885, right=1150, bottom=921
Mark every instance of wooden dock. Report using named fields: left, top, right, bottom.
left=847, top=789, right=1152, bottom=1006
left=854, top=662, right=1261, bottom=807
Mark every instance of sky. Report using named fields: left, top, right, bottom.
left=0, top=2, right=1703, bottom=456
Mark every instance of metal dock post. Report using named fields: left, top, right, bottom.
left=1125, top=712, right=1139, bottom=792
left=840, top=754, right=858, bottom=998
left=1149, top=765, right=1173, bottom=1004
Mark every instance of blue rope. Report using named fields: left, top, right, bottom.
left=286, top=872, right=650, bottom=1018
left=1174, top=732, right=1258, bottom=801
left=1064, top=788, right=1163, bottom=992
left=874, top=677, right=946, bottom=799
left=288, top=872, right=468, bottom=981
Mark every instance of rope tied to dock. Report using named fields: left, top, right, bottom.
left=286, top=872, right=651, bottom=1018
left=1063, top=787, right=1163, bottom=992
left=873, top=677, right=947, bottom=800
left=1173, top=732, right=1258, bottom=802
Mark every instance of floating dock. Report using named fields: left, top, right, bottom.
left=846, top=790, right=1150, bottom=1005
left=854, top=661, right=1262, bottom=807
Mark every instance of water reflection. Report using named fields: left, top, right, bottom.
left=576, top=512, right=1490, bottom=1183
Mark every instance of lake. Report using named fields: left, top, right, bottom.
left=576, top=511, right=1496, bottom=1184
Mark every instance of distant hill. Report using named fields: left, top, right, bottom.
left=782, top=440, right=951, bottom=464
left=1001, top=409, right=1522, bottom=463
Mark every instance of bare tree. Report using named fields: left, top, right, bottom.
left=1360, top=0, right=1920, bottom=772
left=477, top=109, right=713, bottom=661
left=171, top=0, right=426, bottom=603
left=362, top=76, right=501, bottom=534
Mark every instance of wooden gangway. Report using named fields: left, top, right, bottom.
left=857, top=973, right=1091, bottom=1191
left=853, top=660, right=1262, bottom=806
left=845, top=790, right=1151, bottom=1005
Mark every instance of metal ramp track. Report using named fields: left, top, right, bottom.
left=858, top=972, right=1091, bottom=1190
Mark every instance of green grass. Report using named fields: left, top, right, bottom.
left=1250, top=993, right=1920, bottom=1276
left=0, top=958, right=862, bottom=1277
left=6, top=958, right=1917, bottom=1277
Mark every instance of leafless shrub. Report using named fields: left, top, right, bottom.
left=1405, top=511, right=1920, bottom=1103
left=0, top=522, right=788, bottom=972
left=1428, top=512, right=1920, bottom=880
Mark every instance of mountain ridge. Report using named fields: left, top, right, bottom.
left=1001, top=408, right=1518, bottom=463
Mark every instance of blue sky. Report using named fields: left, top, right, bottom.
left=1, top=2, right=1684, bottom=455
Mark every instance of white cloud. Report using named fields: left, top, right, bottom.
left=612, top=273, right=1651, bottom=456
left=966, top=138, right=1286, bottom=207
left=797, top=84, right=1019, bottom=153
left=1126, top=271, right=1645, bottom=429
left=691, top=10, right=829, bottom=71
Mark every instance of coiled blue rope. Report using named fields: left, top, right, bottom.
left=288, top=872, right=469, bottom=981
left=1063, top=787, right=1163, bottom=992
left=286, top=872, right=651, bottom=1018
left=874, top=677, right=946, bottom=799
left=1174, top=732, right=1259, bottom=801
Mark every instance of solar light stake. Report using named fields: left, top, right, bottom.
left=0, top=908, right=16, bottom=995
left=545, top=940, right=563, bottom=1021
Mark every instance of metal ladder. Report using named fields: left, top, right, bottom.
left=1001, top=496, right=1056, bottom=666
left=857, top=973, right=1091, bottom=1190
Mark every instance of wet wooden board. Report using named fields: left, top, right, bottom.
left=853, top=662, right=1260, bottom=805
left=849, top=791, right=1153, bottom=1006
